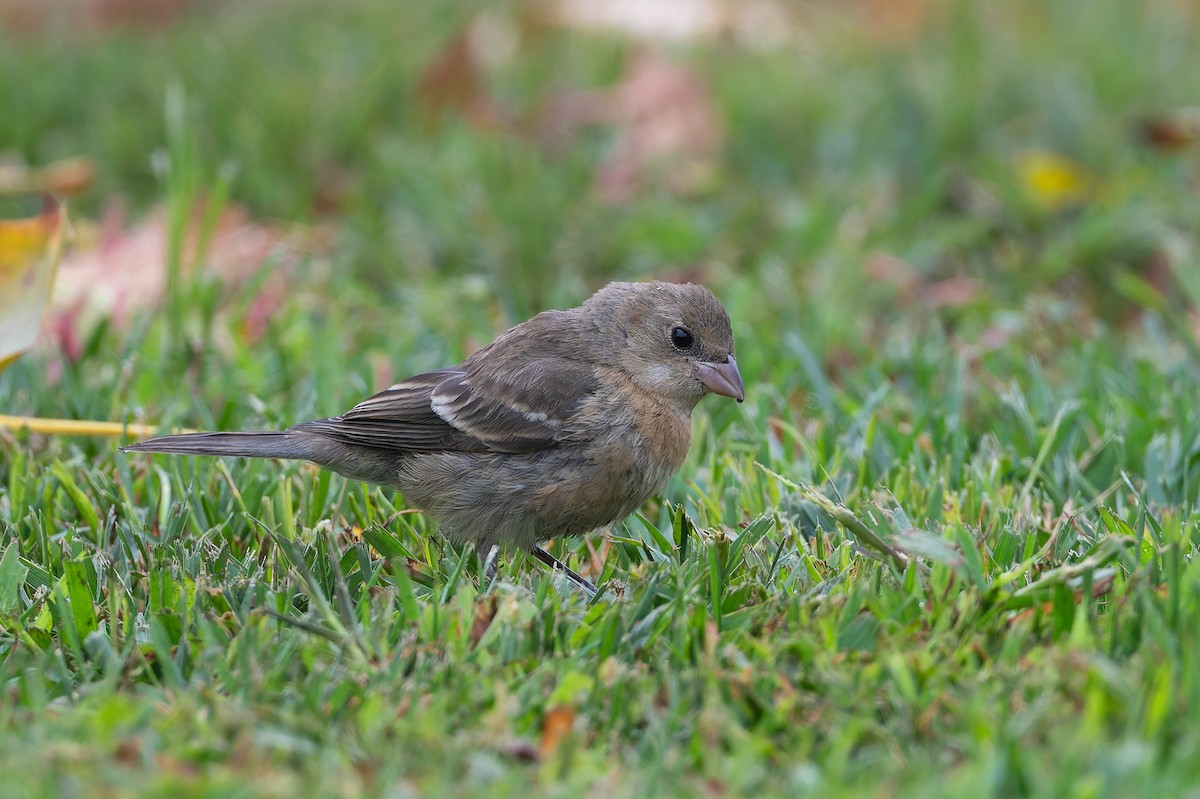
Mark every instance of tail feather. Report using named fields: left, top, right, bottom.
left=122, top=431, right=311, bottom=461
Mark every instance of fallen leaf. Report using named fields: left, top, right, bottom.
left=113, top=737, right=142, bottom=765
left=850, top=0, right=938, bottom=44
left=1014, top=150, right=1091, bottom=212
left=0, top=156, right=96, bottom=197
left=539, top=705, right=575, bottom=760
left=49, top=202, right=304, bottom=356
left=90, top=0, right=194, bottom=29
left=598, top=51, right=724, bottom=200
left=414, top=13, right=516, bottom=131
left=924, top=276, right=980, bottom=309
left=0, top=195, right=65, bottom=370
left=1137, top=107, right=1200, bottom=152
left=0, top=0, right=195, bottom=33
left=867, top=252, right=979, bottom=309
left=976, top=323, right=1016, bottom=352
left=866, top=252, right=921, bottom=295
left=469, top=594, right=499, bottom=648
left=538, top=50, right=725, bottom=201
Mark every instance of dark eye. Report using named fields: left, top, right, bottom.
left=670, top=326, right=694, bottom=350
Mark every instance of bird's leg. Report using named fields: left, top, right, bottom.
left=476, top=543, right=499, bottom=587
left=532, top=546, right=597, bottom=598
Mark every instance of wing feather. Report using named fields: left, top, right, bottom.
left=293, top=359, right=598, bottom=454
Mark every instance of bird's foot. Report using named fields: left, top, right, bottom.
left=532, top=546, right=598, bottom=598
left=476, top=543, right=499, bottom=589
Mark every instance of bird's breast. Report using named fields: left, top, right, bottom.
left=582, top=394, right=691, bottom=515
left=396, top=372, right=696, bottom=548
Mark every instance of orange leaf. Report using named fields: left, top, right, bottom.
left=539, top=705, right=575, bottom=760
left=0, top=195, right=65, bottom=371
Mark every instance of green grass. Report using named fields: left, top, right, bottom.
left=4, top=0, right=1200, bottom=795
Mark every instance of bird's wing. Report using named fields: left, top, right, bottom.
left=294, top=369, right=481, bottom=452
left=430, top=356, right=600, bottom=453
left=293, top=360, right=599, bottom=454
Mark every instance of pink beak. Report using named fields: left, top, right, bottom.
left=697, top=354, right=744, bottom=403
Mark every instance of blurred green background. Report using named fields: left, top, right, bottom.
left=4, top=0, right=1200, bottom=796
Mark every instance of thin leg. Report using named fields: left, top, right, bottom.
left=476, top=543, right=499, bottom=586
left=532, top=546, right=597, bottom=597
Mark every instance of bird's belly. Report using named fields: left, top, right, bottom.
left=397, top=415, right=690, bottom=549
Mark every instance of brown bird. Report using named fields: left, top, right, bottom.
left=123, top=281, right=743, bottom=593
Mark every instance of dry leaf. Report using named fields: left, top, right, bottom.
left=866, top=252, right=979, bottom=309
left=414, top=13, right=516, bottom=131
left=0, top=195, right=65, bottom=371
left=113, top=737, right=142, bottom=765
left=0, top=156, right=95, bottom=197
left=89, top=0, right=193, bottom=28
left=866, top=252, right=921, bottom=295
left=50, top=202, right=300, bottom=356
left=976, top=323, right=1016, bottom=352
left=595, top=51, right=724, bottom=201
left=1137, top=107, right=1200, bottom=152
left=539, top=705, right=576, bottom=760
left=848, top=0, right=938, bottom=43
left=469, top=594, right=499, bottom=649
left=417, top=17, right=726, bottom=199
left=538, top=50, right=724, bottom=201
left=0, top=0, right=195, bottom=33
left=924, top=276, right=980, bottom=309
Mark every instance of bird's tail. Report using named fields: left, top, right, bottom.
left=122, top=431, right=313, bottom=460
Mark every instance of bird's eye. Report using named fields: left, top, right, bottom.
left=670, top=326, right=694, bottom=350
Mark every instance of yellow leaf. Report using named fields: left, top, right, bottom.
left=0, top=415, right=179, bottom=438
left=0, top=195, right=66, bottom=370
left=1014, top=150, right=1090, bottom=212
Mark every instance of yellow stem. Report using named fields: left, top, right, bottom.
left=0, top=415, right=192, bottom=439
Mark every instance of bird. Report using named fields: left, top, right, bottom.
left=123, top=280, right=744, bottom=594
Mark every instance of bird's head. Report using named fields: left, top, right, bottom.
left=585, top=281, right=744, bottom=410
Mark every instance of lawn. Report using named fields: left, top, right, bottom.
left=3, top=0, right=1200, bottom=796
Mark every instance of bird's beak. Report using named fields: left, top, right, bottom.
left=697, top=354, right=744, bottom=403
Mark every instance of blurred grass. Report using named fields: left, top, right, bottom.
left=4, top=0, right=1200, bottom=796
